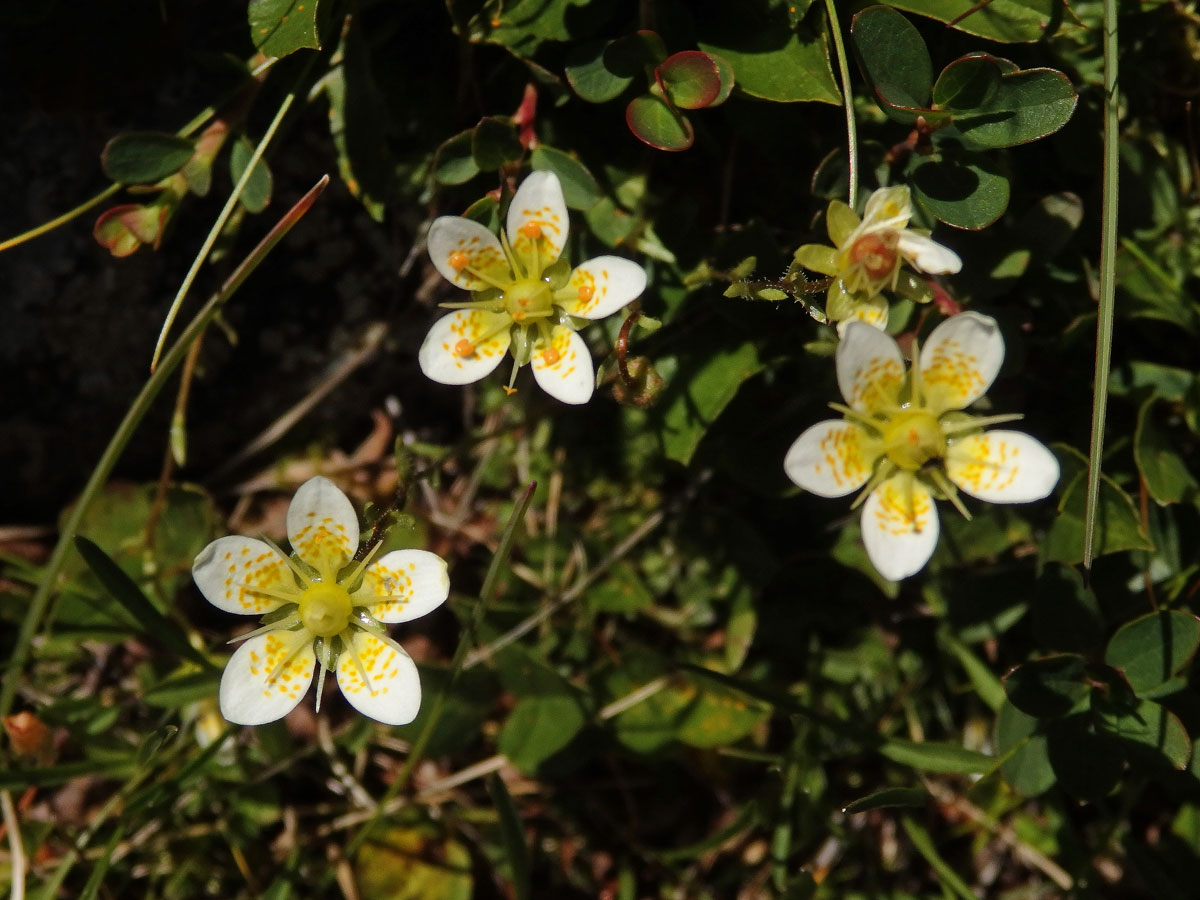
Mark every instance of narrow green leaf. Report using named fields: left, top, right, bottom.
left=843, top=787, right=927, bottom=814
left=487, top=774, right=531, bottom=900
left=1105, top=610, right=1200, bottom=695
left=879, top=739, right=993, bottom=774
left=940, top=631, right=1006, bottom=712
left=101, top=132, right=195, bottom=184
left=230, top=137, right=273, bottom=213
left=901, top=817, right=978, bottom=900
left=136, top=725, right=180, bottom=766
left=0, top=759, right=135, bottom=790
left=73, top=536, right=215, bottom=671
left=249, top=0, right=321, bottom=59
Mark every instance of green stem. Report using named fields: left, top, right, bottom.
left=1084, top=0, right=1119, bottom=569
left=347, top=481, right=538, bottom=855
left=824, top=0, right=858, bottom=209
left=0, top=176, right=330, bottom=726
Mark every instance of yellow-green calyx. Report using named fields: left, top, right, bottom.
left=298, top=581, right=353, bottom=638
left=881, top=409, right=946, bottom=471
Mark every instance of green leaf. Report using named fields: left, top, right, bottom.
left=995, top=701, right=1057, bottom=796
left=879, top=739, right=993, bottom=774
left=1135, top=395, right=1198, bottom=505
left=1032, top=564, right=1104, bottom=653
left=565, top=40, right=634, bottom=103
left=530, top=146, right=601, bottom=210
left=73, top=536, right=215, bottom=671
left=249, top=0, right=321, bottom=58
left=901, top=817, right=977, bottom=900
left=230, top=137, right=273, bottom=213
left=850, top=6, right=933, bottom=121
left=1003, top=654, right=1091, bottom=718
left=939, top=630, right=1006, bottom=712
left=658, top=341, right=763, bottom=465
left=626, top=94, right=694, bottom=151
left=471, top=117, right=524, bottom=171
left=480, top=0, right=620, bottom=55
left=696, top=0, right=840, bottom=104
left=675, top=679, right=769, bottom=749
left=101, top=132, right=196, bottom=184
left=1045, top=715, right=1124, bottom=800
left=487, top=774, right=531, bottom=900
left=657, top=51, right=722, bottom=110
left=911, top=152, right=1010, bottom=229
left=498, top=694, right=587, bottom=773
left=355, top=825, right=473, bottom=900
left=951, top=68, right=1077, bottom=150
left=1041, top=444, right=1155, bottom=565
left=883, top=0, right=1059, bottom=43
left=932, top=53, right=1001, bottom=110
left=434, top=130, right=481, bottom=185
left=1105, top=610, right=1200, bottom=695
left=136, top=725, right=179, bottom=766
left=144, top=669, right=221, bottom=708
left=842, top=787, right=928, bottom=814
left=326, top=21, right=392, bottom=220
left=0, top=759, right=136, bottom=790
left=1097, top=698, right=1192, bottom=769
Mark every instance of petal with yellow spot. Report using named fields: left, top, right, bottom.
left=336, top=631, right=422, bottom=726
left=861, top=473, right=940, bottom=581
left=219, top=630, right=315, bottom=725
left=357, top=549, right=451, bottom=623
left=531, top=325, right=593, bottom=404
left=836, top=321, right=905, bottom=413
left=918, top=312, right=1003, bottom=413
left=559, top=256, right=646, bottom=320
left=506, top=171, right=568, bottom=267
left=427, top=216, right=510, bottom=290
left=419, top=309, right=512, bottom=386
left=192, top=535, right=297, bottom=616
left=784, top=420, right=873, bottom=498
left=287, top=475, right=360, bottom=576
left=946, top=430, right=1060, bottom=503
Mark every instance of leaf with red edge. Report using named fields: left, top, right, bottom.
left=626, top=94, right=694, bottom=152
left=707, top=52, right=735, bottom=107
left=656, top=51, right=722, bottom=110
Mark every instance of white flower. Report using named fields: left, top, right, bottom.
left=419, top=171, right=647, bottom=404
left=192, top=476, right=449, bottom=725
left=784, top=313, right=1059, bottom=581
left=793, top=185, right=962, bottom=332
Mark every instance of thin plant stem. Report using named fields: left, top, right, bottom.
left=347, top=481, right=538, bottom=854
left=149, top=81, right=303, bottom=373
left=824, top=0, right=858, bottom=209
left=1084, top=0, right=1120, bottom=569
left=2, top=790, right=24, bottom=900
left=0, top=176, right=330, bottom=726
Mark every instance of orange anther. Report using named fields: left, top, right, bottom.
left=541, top=348, right=561, bottom=366
left=448, top=251, right=471, bottom=271
left=578, top=283, right=594, bottom=303
left=520, top=221, right=542, bottom=239
left=454, top=339, right=475, bottom=358
left=501, top=385, right=518, bottom=396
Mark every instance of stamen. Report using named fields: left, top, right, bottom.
left=260, top=535, right=313, bottom=589
left=942, top=413, right=1025, bottom=435
left=226, top=612, right=303, bottom=644
left=851, top=462, right=895, bottom=510
left=345, top=637, right=376, bottom=697
left=910, top=339, right=923, bottom=407
left=828, top=402, right=883, bottom=435
left=458, top=264, right=511, bottom=292
left=930, top=468, right=972, bottom=520
left=265, top=635, right=312, bottom=685
left=500, top=227, right=526, bottom=279
left=314, top=662, right=328, bottom=713
left=342, top=540, right=387, bottom=592
left=437, top=298, right=507, bottom=312
left=235, top=582, right=301, bottom=603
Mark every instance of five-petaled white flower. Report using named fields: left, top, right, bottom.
left=192, top=476, right=449, bottom=725
left=418, top=171, right=647, bottom=404
left=794, top=185, right=962, bottom=332
left=784, top=313, right=1059, bottom=581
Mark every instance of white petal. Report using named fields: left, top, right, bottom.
left=192, top=535, right=298, bottom=616
left=860, top=185, right=912, bottom=232
left=783, top=420, right=873, bottom=498
left=531, top=326, right=593, bottom=404
left=507, top=171, right=569, bottom=269
left=356, top=550, right=450, bottom=624
left=558, top=256, right=646, bottom=320
left=337, top=631, right=423, bottom=726
left=427, top=216, right=510, bottom=291
left=418, top=310, right=512, bottom=386
left=219, top=630, right=315, bottom=725
left=897, top=231, right=961, bottom=275
left=287, top=476, right=360, bottom=576
left=918, top=311, right=1004, bottom=413
left=946, top=430, right=1060, bottom=503
left=861, top=474, right=940, bottom=581
left=836, top=320, right=906, bottom=413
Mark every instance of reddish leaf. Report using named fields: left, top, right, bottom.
left=656, top=51, right=722, bottom=110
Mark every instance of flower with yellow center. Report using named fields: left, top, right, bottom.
left=793, top=185, right=962, bottom=332
left=191, top=476, right=450, bottom=725
left=783, top=313, right=1059, bottom=580
left=419, top=171, right=647, bottom=404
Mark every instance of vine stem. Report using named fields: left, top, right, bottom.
left=823, top=0, right=858, bottom=209
left=1083, top=0, right=1119, bottom=569
left=0, top=175, right=330, bottom=726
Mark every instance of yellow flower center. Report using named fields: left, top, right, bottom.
left=502, top=277, right=552, bottom=322
left=882, top=409, right=945, bottom=471
left=298, top=581, right=352, bottom=638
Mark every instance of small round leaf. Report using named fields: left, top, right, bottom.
left=101, top=132, right=196, bottom=184
left=656, top=51, right=722, bottom=110
left=626, top=94, right=694, bottom=152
